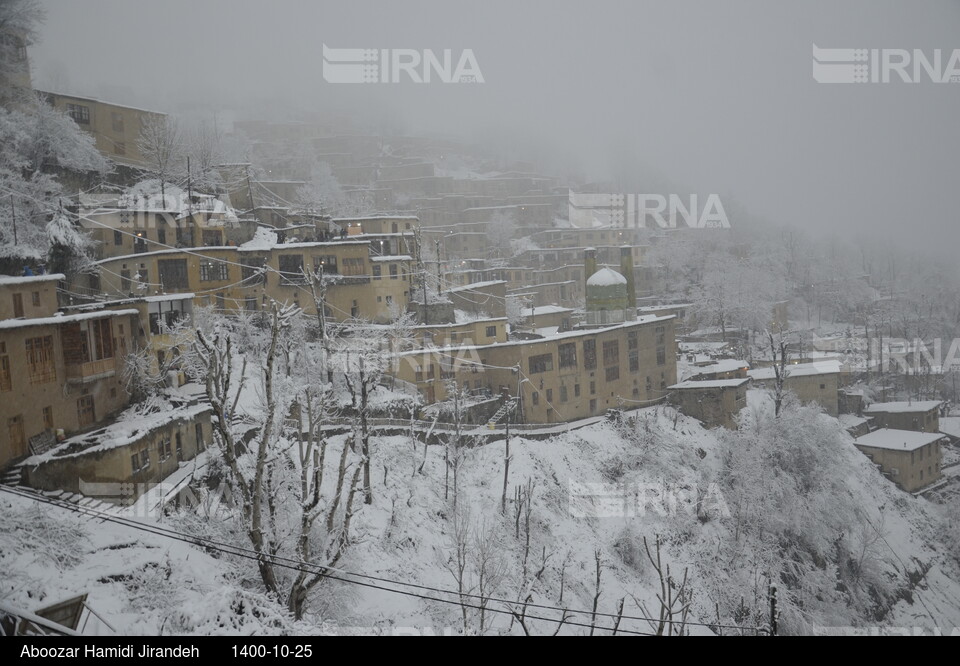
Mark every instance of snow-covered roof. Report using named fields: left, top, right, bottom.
left=370, top=255, right=414, bottom=262
left=747, top=360, right=841, bottom=380
left=691, top=359, right=750, bottom=374
left=25, top=403, right=211, bottom=464
left=0, top=308, right=138, bottom=330
left=855, top=428, right=944, bottom=452
left=586, top=267, right=626, bottom=287
left=863, top=400, right=942, bottom=414
left=521, top=305, right=573, bottom=316
left=668, top=378, right=750, bottom=390
left=446, top=280, right=507, bottom=293
left=939, top=416, right=960, bottom=439
left=396, top=314, right=675, bottom=358
left=0, top=273, right=64, bottom=286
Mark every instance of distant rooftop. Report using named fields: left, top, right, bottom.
left=863, top=400, right=942, bottom=414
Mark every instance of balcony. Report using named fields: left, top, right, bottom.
left=66, top=357, right=116, bottom=384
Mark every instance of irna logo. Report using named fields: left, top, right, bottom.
left=323, top=45, right=484, bottom=84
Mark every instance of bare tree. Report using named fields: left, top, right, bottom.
left=194, top=303, right=362, bottom=620
left=767, top=330, right=790, bottom=417
left=137, top=115, right=183, bottom=201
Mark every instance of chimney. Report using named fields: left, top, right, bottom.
left=584, top=247, right=597, bottom=294
left=620, top=245, right=636, bottom=307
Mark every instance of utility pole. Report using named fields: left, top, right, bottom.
left=10, top=194, right=17, bottom=245
left=435, top=237, right=442, bottom=296
left=768, top=584, right=778, bottom=636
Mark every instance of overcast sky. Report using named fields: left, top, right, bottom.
left=29, top=0, right=960, bottom=244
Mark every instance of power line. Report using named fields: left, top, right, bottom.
left=0, top=482, right=762, bottom=633
left=0, top=486, right=665, bottom=635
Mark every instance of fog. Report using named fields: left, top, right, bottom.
left=30, top=0, right=960, bottom=244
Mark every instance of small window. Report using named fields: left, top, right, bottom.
left=574, top=384, right=580, bottom=397
left=66, top=103, right=90, bottom=124
left=114, top=230, right=123, bottom=245
left=532, top=391, right=539, bottom=406
left=485, top=326, right=496, bottom=338
left=31, top=291, right=40, bottom=306
left=42, top=406, right=53, bottom=429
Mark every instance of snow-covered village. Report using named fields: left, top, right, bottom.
left=1, top=0, right=959, bottom=643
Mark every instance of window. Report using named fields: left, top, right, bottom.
left=629, top=351, right=639, bottom=373
left=111, top=111, right=124, bottom=133
left=655, top=326, right=665, bottom=346
left=92, top=318, right=114, bottom=359
left=0, top=352, right=10, bottom=392
left=245, top=296, right=257, bottom=312
left=602, top=340, right=619, bottom=367
left=558, top=342, right=577, bottom=369
left=131, top=452, right=139, bottom=472
left=26, top=336, right=55, bottom=384
left=560, top=385, right=568, bottom=402
left=486, top=326, right=497, bottom=338
left=372, top=265, right=382, bottom=279
left=32, top=291, right=40, bottom=306
left=313, top=255, right=338, bottom=274
left=606, top=365, right=619, bottom=381
left=385, top=295, right=393, bottom=305
left=176, top=433, right=183, bottom=462
left=157, top=226, right=166, bottom=245
left=114, top=230, right=123, bottom=246
left=67, top=103, right=90, bottom=124
left=158, top=438, right=172, bottom=461
left=583, top=339, right=597, bottom=370
left=389, top=264, right=398, bottom=279
left=120, top=270, right=131, bottom=292
left=77, top=395, right=96, bottom=427
left=199, top=260, right=228, bottom=282
left=589, top=399, right=597, bottom=413
left=241, top=256, right=267, bottom=284
left=532, top=391, right=539, bottom=406
left=574, top=384, right=581, bottom=397
left=202, top=229, right=222, bottom=246
left=278, top=254, right=305, bottom=284
left=12, top=293, right=23, bottom=318
left=628, top=331, right=639, bottom=350
left=528, top=353, right=553, bottom=374
left=140, top=448, right=150, bottom=469
left=342, top=258, right=365, bottom=276
left=158, top=258, right=189, bottom=289
left=42, top=406, right=53, bottom=430
left=657, top=348, right=666, bottom=366
left=590, top=381, right=596, bottom=395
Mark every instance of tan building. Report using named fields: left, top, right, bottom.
left=0, top=273, right=62, bottom=321
left=667, top=378, right=749, bottom=429
left=83, top=240, right=416, bottom=324
left=412, top=318, right=508, bottom=348
left=22, top=404, right=211, bottom=496
left=0, top=302, right=136, bottom=469
left=392, top=314, right=677, bottom=423
left=854, top=428, right=944, bottom=492
left=445, top=280, right=507, bottom=319
left=38, top=91, right=166, bottom=168
left=748, top=360, right=841, bottom=416
left=80, top=196, right=239, bottom=262
left=519, top=305, right=574, bottom=333
left=863, top=401, right=942, bottom=433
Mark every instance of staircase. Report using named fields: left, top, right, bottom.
left=1, top=463, right=24, bottom=487
left=487, top=398, right=518, bottom=427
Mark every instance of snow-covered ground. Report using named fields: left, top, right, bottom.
left=5, top=403, right=958, bottom=636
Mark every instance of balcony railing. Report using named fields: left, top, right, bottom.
left=65, top=357, right=116, bottom=383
